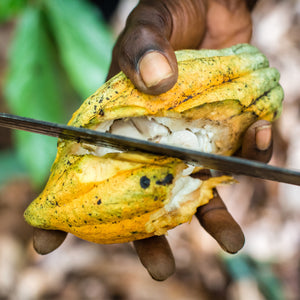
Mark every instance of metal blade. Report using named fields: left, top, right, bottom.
left=0, top=112, right=299, bottom=186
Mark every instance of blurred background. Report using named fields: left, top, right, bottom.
left=0, top=0, right=299, bottom=299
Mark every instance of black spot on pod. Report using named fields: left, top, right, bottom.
left=140, top=176, right=150, bottom=189
left=97, top=199, right=102, bottom=205
left=156, top=174, right=174, bottom=186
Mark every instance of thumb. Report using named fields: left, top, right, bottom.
left=107, top=0, right=207, bottom=95
left=107, top=1, right=178, bottom=95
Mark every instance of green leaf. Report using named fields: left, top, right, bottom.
left=44, top=0, right=114, bottom=99
left=223, top=254, right=285, bottom=300
left=0, top=150, right=27, bottom=187
left=0, top=0, right=26, bottom=23
left=4, top=6, right=66, bottom=187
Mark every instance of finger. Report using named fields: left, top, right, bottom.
left=33, top=228, right=67, bottom=255
left=107, top=0, right=206, bottom=94
left=194, top=171, right=244, bottom=254
left=107, top=14, right=178, bottom=94
left=133, top=235, right=175, bottom=281
left=240, top=120, right=273, bottom=163
left=115, top=31, right=178, bottom=95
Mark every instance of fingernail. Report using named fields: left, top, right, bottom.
left=255, top=125, right=272, bottom=151
left=139, top=51, right=174, bottom=88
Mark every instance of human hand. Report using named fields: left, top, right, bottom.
left=32, top=0, right=273, bottom=282
left=106, top=0, right=272, bottom=281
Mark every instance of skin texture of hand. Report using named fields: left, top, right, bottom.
left=32, top=0, right=274, bottom=282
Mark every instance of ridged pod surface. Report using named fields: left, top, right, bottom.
left=24, top=44, right=283, bottom=244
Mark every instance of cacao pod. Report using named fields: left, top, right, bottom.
left=24, top=44, right=283, bottom=244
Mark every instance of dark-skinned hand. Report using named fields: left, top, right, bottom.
left=32, top=0, right=273, bottom=281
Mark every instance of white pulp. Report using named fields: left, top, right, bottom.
left=83, top=116, right=220, bottom=211
left=95, top=116, right=218, bottom=154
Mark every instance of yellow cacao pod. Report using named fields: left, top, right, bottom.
left=24, top=44, right=283, bottom=244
